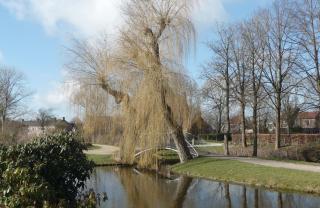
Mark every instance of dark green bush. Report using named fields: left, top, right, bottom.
left=0, top=132, right=94, bottom=207
left=199, top=133, right=232, bottom=141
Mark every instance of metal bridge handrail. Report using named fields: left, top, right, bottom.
left=134, top=135, right=199, bottom=158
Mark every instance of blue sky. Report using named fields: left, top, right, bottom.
left=0, top=0, right=272, bottom=120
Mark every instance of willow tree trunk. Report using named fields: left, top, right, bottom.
left=171, top=177, right=192, bottom=208
left=159, top=84, right=193, bottom=162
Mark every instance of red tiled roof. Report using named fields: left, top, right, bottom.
left=298, top=112, right=320, bottom=119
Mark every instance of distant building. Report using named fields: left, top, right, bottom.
left=22, top=117, right=75, bottom=137
left=295, top=112, right=320, bottom=129
left=267, top=111, right=320, bottom=133
left=229, top=115, right=242, bottom=133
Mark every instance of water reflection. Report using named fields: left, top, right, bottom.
left=82, top=167, right=320, bottom=208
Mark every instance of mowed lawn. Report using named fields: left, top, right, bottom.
left=172, top=157, right=320, bottom=194
left=86, top=154, right=116, bottom=166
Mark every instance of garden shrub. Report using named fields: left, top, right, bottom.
left=0, top=132, right=95, bottom=207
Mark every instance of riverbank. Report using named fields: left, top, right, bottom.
left=86, top=154, right=118, bottom=166
left=171, top=157, right=320, bottom=195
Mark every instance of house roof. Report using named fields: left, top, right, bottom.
left=22, top=118, right=70, bottom=127
left=298, top=112, right=320, bottom=119
left=229, top=115, right=242, bottom=125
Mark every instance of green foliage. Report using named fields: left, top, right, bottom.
left=0, top=132, right=94, bottom=207
left=199, top=133, right=232, bottom=141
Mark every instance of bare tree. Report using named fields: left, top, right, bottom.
left=201, top=81, right=225, bottom=134
left=36, top=108, right=54, bottom=132
left=241, top=10, right=269, bottom=156
left=292, top=0, right=320, bottom=110
left=0, top=66, right=31, bottom=133
left=263, top=1, right=300, bottom=149
left=202, top=24, right=234, bottom=155
left=230, top=24, right=250, bottom=148
left=68, top=0, right=197, bottom=165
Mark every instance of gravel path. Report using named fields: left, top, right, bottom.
left=206, top=155, right=320, bottom=173
left=84, top=144, right=119, bottom=155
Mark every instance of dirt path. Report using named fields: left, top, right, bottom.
left=206, top=155, right=320, bottom=173
left=84, top=144, right=119, bottom=155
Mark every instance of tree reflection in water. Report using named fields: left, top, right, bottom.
left=83, top=167, right=320, bottom=208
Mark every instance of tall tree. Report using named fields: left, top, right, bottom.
left=263, top=1, right=300, bottom=150
left=292, top=0, right=320, bottom=110
left=230, top=24, right=249, bottom=148
left=242, top=10, right=269, bottom=156
left=203, top=24, right=234, bottom=155
left=68, top=0, right=197, bottom=165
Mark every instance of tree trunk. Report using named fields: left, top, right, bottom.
left=160, top=84, right=192, bottom=163
left=225, top=78, right=230, bottom=156
left=241, top=102, right=246, bottom=147
left=171, top=177, right=192, bottom=208
left=277, top=193, right=283, bottom=208
left=254, top=189, right=259, bottom=208
left=1, top=114, right=5, bottom=133
left=242, top=186, right=247, bottom=208
left=275, top=92, right=281, bottom=150
left=171, top=126, right=193, bottom=162
left=252, top=96, right=258, bottom=157
left=224, top=183, right=231, bottom=208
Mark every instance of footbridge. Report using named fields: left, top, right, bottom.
left=134, top=133, right=200, bottom=158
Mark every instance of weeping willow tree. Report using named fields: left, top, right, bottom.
left=68, top=0, right=198, bottom=167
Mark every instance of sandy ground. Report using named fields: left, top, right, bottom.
left=207, top=155, right=320, bottom=173
left=84, top=144, right=119, bottom=155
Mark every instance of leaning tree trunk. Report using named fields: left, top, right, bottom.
left=160, top=84, right=193, bottom=163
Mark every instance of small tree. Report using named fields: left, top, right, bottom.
left=36, top=108, right=54, bottom=132
left=0, top=66, right=31, bottom=133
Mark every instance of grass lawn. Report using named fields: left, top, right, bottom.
left=86, top=154, right=117, bottom=166
left=195, top=146, right=224, bottom=154
left=172, top=157, right=320, bottom=194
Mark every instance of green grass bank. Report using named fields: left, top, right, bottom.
left=172, top=157, right=320, bottom=195
left=86, top=154, right=117, bottom=166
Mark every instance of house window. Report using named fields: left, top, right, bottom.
left=305, top=120, right=310, bottom=127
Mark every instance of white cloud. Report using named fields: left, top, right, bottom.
left=192, top=0, right=227, bottom=30
left=32, top=73, right=79, bottom=118
left=0, top=0, right=123, bottom=37
left=0, top=0, right=227, bottom=37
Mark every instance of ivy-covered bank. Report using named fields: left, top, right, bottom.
left=0, top=133, right=96, bottom=207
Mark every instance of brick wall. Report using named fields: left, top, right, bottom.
left=232, top=134, right=320, bottom=146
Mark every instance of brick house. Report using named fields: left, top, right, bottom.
left=295, top=112, right=320, bottom=129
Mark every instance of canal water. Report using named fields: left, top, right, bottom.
left=82, top=167, right=320, bottom=208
